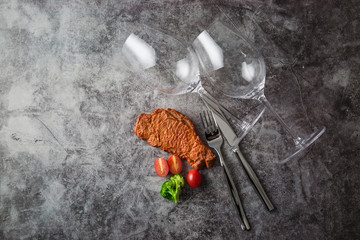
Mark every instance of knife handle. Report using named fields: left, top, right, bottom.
left=218, top=151, right=251, bottom=230
left=234, top=147, right=275, bottom=211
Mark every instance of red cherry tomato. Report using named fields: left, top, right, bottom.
left=187, top=170, right=201, bottom=188
left=155, top=158, right=169, bottom=177
left=168, top=155, right=183, bottom=175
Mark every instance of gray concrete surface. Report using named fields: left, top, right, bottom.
left=0, top=0, right=359, bottom=239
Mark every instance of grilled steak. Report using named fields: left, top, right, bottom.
left=134, top=108, right=216, bottom=170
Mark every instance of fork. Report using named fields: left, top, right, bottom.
left=200, top=111, right=251, bottom=231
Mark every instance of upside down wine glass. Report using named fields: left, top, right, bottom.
left=122, top=23, right=265, bottom=143
left=192, top=20, right=326, bottom=164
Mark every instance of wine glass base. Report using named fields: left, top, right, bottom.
left=278, top=126, right=326, bottom=164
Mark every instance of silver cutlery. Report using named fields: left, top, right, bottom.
left=200, top=110, right=251, bottom=231
left=200, top=94, right=274, bottom=211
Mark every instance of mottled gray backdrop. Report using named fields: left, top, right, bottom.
left=1, top=0, right=359, bottom=239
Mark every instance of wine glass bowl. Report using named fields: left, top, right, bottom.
left=192, top=21, right=266, bottom=100
left=122, top=25, right=200, bottom=95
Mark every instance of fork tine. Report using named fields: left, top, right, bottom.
left=205, top=111, right=211, bottom=133
left=205, top=111, right=211, bottom=127
left=204, top=111, right=210, bottom=128
left=207, top=111, right=216, bottom=131
left=200, top=112, right=208, bottom=132
left=205, top=110, right=216, bottom=134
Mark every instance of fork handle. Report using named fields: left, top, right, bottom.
left=217, top=151, right=251, bottom=230
left=234, top=147, right=275, bottom=211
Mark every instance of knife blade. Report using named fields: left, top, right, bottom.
left=200, top=94, right=275, bottom=211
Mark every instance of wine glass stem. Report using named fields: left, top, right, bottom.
left=259, top=95, right=302, bottom=146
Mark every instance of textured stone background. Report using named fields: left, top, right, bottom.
left=1, top=0, right=359, bottom=239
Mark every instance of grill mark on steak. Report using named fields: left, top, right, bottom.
left=166, top=108, right=194, bottom=130
left=134, top=108, right=216, bottom=170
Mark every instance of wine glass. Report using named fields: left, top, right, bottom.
left=121, top=23, right=265, bottom=142
left=192, top=20, right=326, bottom=164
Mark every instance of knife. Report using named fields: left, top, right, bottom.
left=200, top=93, right=275, bottom=211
